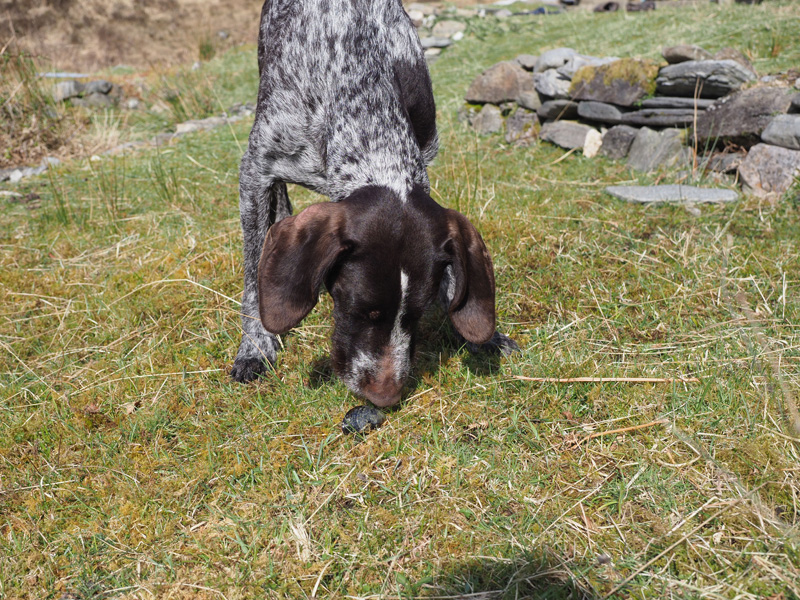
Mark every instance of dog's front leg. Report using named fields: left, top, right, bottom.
left=231, top=149, right=292, bottom=382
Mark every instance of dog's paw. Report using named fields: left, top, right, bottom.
left=230, top=357, right=270, bottom=383
left=466, top=331, right=520, bottom=356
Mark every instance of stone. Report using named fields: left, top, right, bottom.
left=53, top=80, right=84, bottom=102
left=600, top=125, right=639, bottom=159
left=577, top=101, right=628, bottom=124
left=693, top=87, right=795, bottom=148
left=570, top=58, right=659, bottom=106
left=495, top=8, right=513, bottom=18
left=472, top=104, right=504, bottom=135
left=655, top=60, right=756, bottom=98
left=73, top=92, right=115, bottom=108
left=466, top=61, right=527, bottom=104
left=341, top=406, right=386, bottom=435
left=533, top=69, right=572, bottom=99
left=505, top=108, right=539, bottom=145
left=662, top=44, right=712, bottom=64
left=620, top=108, right=697, bottom=127
left=583, top=128, right=603, bottom=158
left=627, top=127, right=689, bottom=172
left=425, top=48, right=442, bottom=61
left=84, top=80, right=113, bottom=95
left=407, top=2, right=436, bottom=15
left=703, top=152, right=744, bottom=173
left=540, top=121, right=594, bottom=150
left=537, top=99, right=579, bottom=121
left=640, top=96, right=714, bottom=109
left=714, top=47, right=755, bottom=75
left=175, top=116, right=227, bottom=135
left=432, top=20, right=466, bottom=38
left=605, top=184, right=738, bottom=204
left=760, top=114, right=800, bottom=150
left=535, top=47, right=577, bottom=73
left=407, top=9, right=425, bottom=26
left=556, top=55, right=618, bottom=80
left=791, top=93, right=800, bottom=114
left=514, top=54, right=538, bottom=71
left=420, top=37, right=452, bottom=49
left=738, top=143, right=800, bottom=197
left=517, top=90, right=542, bottom=111
left=452, top=31, right=464, bottom=42
left=125, top=98, right=141, bottom=110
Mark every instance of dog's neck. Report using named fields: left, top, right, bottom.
left=325, top=81, right=430, bottom=202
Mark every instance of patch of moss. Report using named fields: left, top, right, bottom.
left=570, top=58, right=660, bottom=98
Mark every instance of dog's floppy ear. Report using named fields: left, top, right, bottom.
left=257, top=203, right=348, bottom=335
left=444, top=210, right=496, bottom=344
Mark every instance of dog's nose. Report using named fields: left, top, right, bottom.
left=361, top=375, right=403, bottom=407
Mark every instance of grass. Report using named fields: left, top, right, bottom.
left=1, top=1, right=800, bottom=598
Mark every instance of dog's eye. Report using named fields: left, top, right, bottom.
left=368, top=310, right=381, bottom=321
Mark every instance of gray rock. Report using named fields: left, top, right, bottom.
left=627, top=127, right=690, bottom=172
left=600, top=125, right=639, bottom=159
left=693, top=86, right=795, bottom=148
left=175, top=116, right=227, bottom=135
left=466, top=61, right=527, bottom=104
left=537, top=99, right=579, bottom=121
left=53, top=80, right=84, bottom=102
left=125, top=98, right=142, bottom=110
left=791, top=94, right=800, bottom=114
left=556, top=55, right=618, bottom=80
left=505, top=108, right=539, bottom=145
left=540, top=121, right=594, bottom=150
left=517, top=90, right=542, bottom=111
left=738, top=143, right=800, bottom=197
left=606, top=184, right=738, bottom=204
left=662, top=44, right=713, bottom=64
left=514, top=54, right=538, bottom=71
left=73, top=92, right=115, bottom=108
left=494, top=8, right=513, bottom=18
left=419, top=37, right=452, bottom=49
left=341, top=405, right=386, bottom=434
left=570, top=58, right=658, bottom=106
left=577, top=101, right=628, bottom=124
left=620, top=108, right=697, bottom=127
left=702, top=152, right=744, bottom=173
left=472, top=104, right=504, bottom=135
left=533, top=69, right=572, bottom=99
left=640, top=96, right=714, bottom=109
left=656, top=60, right=756, bottom=98
left=432, top=20, right=466, bottom=38
left=713, top=47, right=755, bottom=75
left=84, top=80, right=113, bottom=95
left=535, top=47, right=577, bottom=73
left=407, top=9, right=425, bottom=27
left=761, top=114, right=800, bottom=150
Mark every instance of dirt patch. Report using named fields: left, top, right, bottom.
left=0, top=0, right=262, bottom=71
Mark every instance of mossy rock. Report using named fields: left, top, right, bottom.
left=569, top=58, right=660, bottom=107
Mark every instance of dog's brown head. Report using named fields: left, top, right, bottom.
left=256, top=186, right=495, bottom=407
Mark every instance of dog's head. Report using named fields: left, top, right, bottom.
left=256, top=186, right=495, bottom=407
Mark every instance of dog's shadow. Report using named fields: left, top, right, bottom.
left=306, top=307, right=513, bottom=395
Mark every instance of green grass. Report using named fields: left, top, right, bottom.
left=2, top=2, right=800, bottom=598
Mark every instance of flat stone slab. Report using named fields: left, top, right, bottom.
left=606, top=184, right=739, bottom=204
left=656, top=59, right=756, bottom=99
left=620, top=108, right=697, bottom=128
left=662, top=44, right=713, bottom=64
left=540, top=121, right=594, bottom=150
left=537, top=99, right=579, bottom=121
left=570, top=58, right=658, bottom=107
left=640, top=96, right=714, bottom=109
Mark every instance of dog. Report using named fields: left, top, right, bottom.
left=231, top=0, right=517, bottom=406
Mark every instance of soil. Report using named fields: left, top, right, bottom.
left=0, top=0, right=264, bottom=71
left=0, top=0, right=470, bottom=72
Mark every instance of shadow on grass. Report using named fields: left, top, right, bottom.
left=418, top=551, right=596, bottom=600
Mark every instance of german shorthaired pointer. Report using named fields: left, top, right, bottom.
left=231, top=0, right=517, bottom=406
